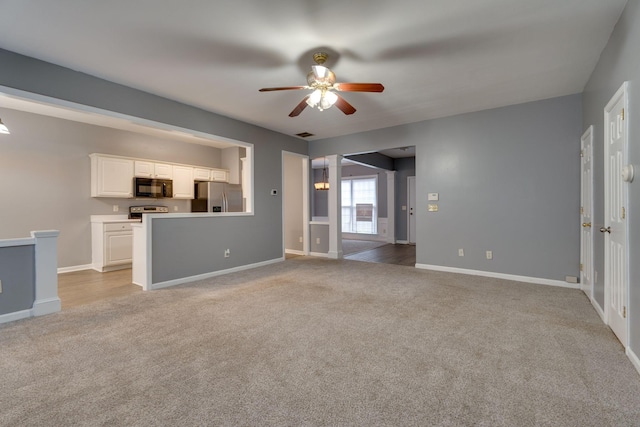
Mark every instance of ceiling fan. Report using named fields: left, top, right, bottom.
left=259, top=52, right=384, bottom=117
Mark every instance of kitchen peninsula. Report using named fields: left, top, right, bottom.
left=130, top=210, right=274, bottom=291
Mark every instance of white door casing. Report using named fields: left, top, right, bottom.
left=408, top=176, right=416, bottom=244
left=603, top=82, right=629, bottom=347
left=580, top=126, right=594, bottom=299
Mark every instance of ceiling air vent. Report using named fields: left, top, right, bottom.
left=295, top=132, right=315, bottom=138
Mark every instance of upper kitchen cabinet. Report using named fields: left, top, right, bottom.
left=135, top=160, right=173, bottom=179
left=172, top=165, right=194, bottom=199
left=90, top=154, right=134, bottom=198
left=194, top=167, right=229, bottom=182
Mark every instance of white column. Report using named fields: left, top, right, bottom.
left=327, top=154, right=343, bottom=259
left=31, top=230, right=61, bottom=316
left=386, top=170, right=396, bottom=244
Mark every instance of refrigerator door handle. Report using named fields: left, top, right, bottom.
left=223, top=192, right=228, bottom=212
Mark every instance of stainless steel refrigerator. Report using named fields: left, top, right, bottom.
left=191, top=182, right=243, bottom=213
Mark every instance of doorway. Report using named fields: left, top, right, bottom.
left=580, top=126, right=594, bottom=300
left=407, top=176, right=416, bottom=244
left=282, top=152, right=309, bottom=257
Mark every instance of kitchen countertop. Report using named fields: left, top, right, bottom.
left=90, top=215, right=141, bottom=223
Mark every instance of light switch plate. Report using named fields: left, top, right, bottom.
left=428, top=193, right=439, bottom=201
left=428, top=204, right=438, bottom=212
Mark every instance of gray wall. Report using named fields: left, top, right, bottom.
left=310, top=94, right=582, bottom=281
left=0, top=49, right=306, bottom=278
left=0, top=245, right=35, bottom=315
left=582, top=0, right=640, bottom=355
left=394, top=157, right=416, bottom=242
left=284, top=153, right=304, bottom=252
left=0, top=108, right=222, bottom=268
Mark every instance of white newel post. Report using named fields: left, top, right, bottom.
left=31, top=230, right=61, bottom=316
left=386, top=170, right=396, bottom=244
left=327, top=154, right=343, bottom=259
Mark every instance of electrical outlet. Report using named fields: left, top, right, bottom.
left=299, top=236, right=303, bottom=243
left=224, top=249, right=230, bottom=258
left=458, top=248, right=464, bottom=257
left=112, top=205, right=119, bottom=212
left=174, top=206, right=178, bottom=211
left=486, top=250, right=493, bottom=260
left=316, top=238, right=320, bottom=245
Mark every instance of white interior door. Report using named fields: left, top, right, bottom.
left=603, top=82, right=628, bottom=346
left=408, top=176, right=416, bottom=244
left=580, top=126, right=594, bottom=299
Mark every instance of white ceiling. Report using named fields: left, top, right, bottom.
left=0, top=0, right=628, bottom=141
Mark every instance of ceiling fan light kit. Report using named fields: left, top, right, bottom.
left=259, top=52, right=384, bottom=117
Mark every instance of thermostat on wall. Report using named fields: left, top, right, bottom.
left=271, top=189, right=278, bottom=195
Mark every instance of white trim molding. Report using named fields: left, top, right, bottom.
left=628, top=348, right=640, bottom=377
left=285, top=249, right=306, bottom=256
left=58, top=264, right=93, bottom=274
left=149, top=257, right=284, bottom=290
left=415, top=264, right=580, bottom=289
left=0, top=309, right=32, bottom=324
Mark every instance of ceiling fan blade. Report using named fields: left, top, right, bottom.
left=289, top=96, right=310, bottom=117
left=259, top=86, right=307, bottom=92
left=334, top=83, right=385, bottom=93
left=334, top=94, right=356, bottom=115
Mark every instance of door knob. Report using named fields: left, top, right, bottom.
left=582, top=222, right=591, bottom=228
left=600, top=226, right=611, bottom=233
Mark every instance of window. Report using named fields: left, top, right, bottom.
left=342, top=176, right=377, bottom=234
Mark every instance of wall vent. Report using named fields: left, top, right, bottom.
left=295, top=132, right=314, bottom=138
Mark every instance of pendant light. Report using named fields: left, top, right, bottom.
left=0, top=117, right=9, bottom=134
left=314, top=157, right=330, bottom=191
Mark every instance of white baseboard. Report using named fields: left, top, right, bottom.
left=31, top=298, right=62, bottom=316
left=285, top=249, right=306, bottom=256
left=590, top=296, right=605, bottom=322
left=396, top=240, right=409, bottom=244
left=309, top=252, right=329, bottom=258
left=149, top=257, right=284, bottom=290
left=342, top=233, right=386, bottom=243
left=57, top=264, right=93, bottom=274
left=0, top=309, right=32, bottom=324
left=415, top=264, right=580, bottom=289
left=627, top=348, right=640, bottom=377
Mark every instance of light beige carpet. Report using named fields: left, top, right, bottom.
left=1, top=257, right=639, bottom=426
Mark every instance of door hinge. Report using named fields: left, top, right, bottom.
left=622, top=206, right=626, bottom=219
left=580, top=263, right=584, bottom=272
left=623, top=306, right=626, bottom=318
left=621, top=108, right=625, bottom=120
left=580, top=206, right=584, bottom=215
left=580, top=149, right=584, bottom=157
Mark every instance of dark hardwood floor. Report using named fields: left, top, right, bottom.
left=344, top=243, right=416, bottom=267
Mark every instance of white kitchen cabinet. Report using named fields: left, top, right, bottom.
left=135, top=161, right=173, bottom=179
left=194, top=167, right=212, bottom=181
left=172, top=165, right=194, bottom=199
left=91, top=220, right=134, bottom=272
left=211, top=169, right=229, bottom=182
left=90, top=154, right=134, bottom=198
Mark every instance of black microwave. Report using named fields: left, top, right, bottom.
left=134, top=177, right=173, bottom=198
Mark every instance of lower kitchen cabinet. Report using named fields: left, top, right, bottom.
left=91, top=221, right=134, bottom=272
